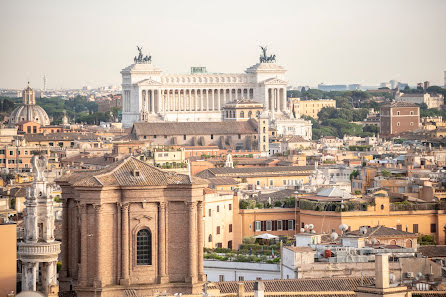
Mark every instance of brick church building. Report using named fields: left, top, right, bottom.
left=56, top=157, right=208, bottom=297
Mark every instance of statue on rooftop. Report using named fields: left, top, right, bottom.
left=134, top=46, right=152, bottom=64
left=259, top=45, right=276, bottom=63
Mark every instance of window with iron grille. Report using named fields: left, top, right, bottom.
left=136, top=229, right=152, bottom=265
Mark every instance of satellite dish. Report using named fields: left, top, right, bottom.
left=300, top=228, right=305, bottom=233
left=371, top=238, right=377, bottom=245
left=308, top=224, right=314, bottom=230
left=360, top=227, right=368, bottom=235
left=389, top=273, right=395, bottom=284
left=305, top=224, right=309, bottom=229
left=331, top=232, right=339, bottom=241
left=339, top=224, right=348, bottom=232
left=310, top=230, right=316, bottom=234
left=417, top=272, right=423, bottom=278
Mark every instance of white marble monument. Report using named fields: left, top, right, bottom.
left=121, top=46, right=289, bottom=127
left=18, top=154, right=60, bottom=296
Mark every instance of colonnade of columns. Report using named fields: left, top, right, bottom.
left=140, top=88, right=254, bottom=115
left=265, top=87, right=287, bottom=112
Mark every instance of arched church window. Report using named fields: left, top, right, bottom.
left=240, top=111, right=244, bottom=118
left=136, top=229, right=152, bottom=265
left=248, top=111, right=252, bottom=118
left=208, top=234, right=212, bottom=242
left=263, top=127, right=266, bottom=133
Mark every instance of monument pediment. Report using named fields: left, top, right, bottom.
left=137, top=78, right=162, bottom=86
left=263, top=77, right=288, bottom=85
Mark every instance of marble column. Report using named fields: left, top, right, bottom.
left=264, top=88, right=269, bottom=111
left=211, top=90, right=215, bottom=111
left=120, top=203, right=130, bottom=285
left=188, top=90, right=191, bottom=111
left=22, top=262, right=38, bottom=291
left=158, top=202, right=168, bottom=283
left=200, top=90, right=203, bottom=111
left=79, top=204, right=88, bottom=286
left=95, top=204, right=103, bottom=287
left=205, top=90, right=209, bottom=111
left=217, top=89, right=221, bottom=111
left=187, top=202, right=197, bottom=282
left=197, top=201, right=204, bottom=281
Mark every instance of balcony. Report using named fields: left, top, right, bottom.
left=18, top=241, right=61, bottom=257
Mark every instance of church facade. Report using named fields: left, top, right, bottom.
left=57, top=157, right=208, bottom=297
left=121, top=48, right=289, bottom=127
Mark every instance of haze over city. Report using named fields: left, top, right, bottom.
left=1, top=0, right=446, bottom=89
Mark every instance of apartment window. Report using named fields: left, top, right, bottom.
left=410, top=122, right=414, bottom=126
left=229, top=224, right=232, bottom=233
left=277, top=220, right=282, bottom=231
left=255, top=221, right=261, bottom=231
left=397, top=111, right=400, bottom=115
left=164, top=135, right=167, bottom=139
left=154, top=135, right=157, bottom=139
left=9, top=151, right=13, bottom=156
left=184, top=135, right=186, bottom=140
left=397, top=122, right=400, bottom=126
left=219, top=275, right=225, bottom=282
left=217, top=205, right=220, bottom=212
left=208, top=234, right=212, bottom=242
left=211, top=134, right=214, bottom=140
left=410, top=111, right=414, bottom=115
left=256, top=180, right=260, bottom=186
left=283, top=180, right=287, bottom=185
left=228, top=204, right=232, bottom=211
left=238, top=134, right=241, bottom=139
left=413, top=224, right=419, bottom=233
left=256, top=277, right=262, bottom=280
left=288, top=220, right=294, bottom=230
left=27, top=126, right=31, bottom=133
left=208, top=209, right=212, bottom=217
left=430, top=223, right=436, bottom=233
left=266, top=220, right=272, bottom=231
left=216, top=226, right=220, bottom=234
left=238, top=276, right=244, bottom=281
left=269, top=180, right=273, bottom=186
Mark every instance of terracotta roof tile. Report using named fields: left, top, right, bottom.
left=132, top=120, right=258, bottom=137
left=214, top=277, right=374, bottom=294
left=57, top=157, right=207, bottom=187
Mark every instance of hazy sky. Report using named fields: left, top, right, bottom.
left=1, top=0, right=445, bottom=89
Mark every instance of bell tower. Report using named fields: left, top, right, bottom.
left=18, top=154, right=60, bottom=296
left=22, top=82, right=36, bottom=105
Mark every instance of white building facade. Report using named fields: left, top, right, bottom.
left=121, top=49, right=289, bottom=127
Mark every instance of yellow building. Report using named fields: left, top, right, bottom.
left=298, top=194, right=446, bottom=245
left=291, top=98, right=336, bottom=119
left=0, top=222, right=16, bottom=297
left=203, top=190, right=236, bottom=249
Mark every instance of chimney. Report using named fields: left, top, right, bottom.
left=254, top=281, right=264, bottom=297
left=237, top=283, right=245, bottom=297
left=375, top=254, right=390, bottom=289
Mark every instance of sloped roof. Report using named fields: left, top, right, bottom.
left=418, top=245, right=446, bottom=258
left=214, top=276, right=374, bottom=294
left=316, top=187, right=353, bottom=199
left=346, top=225, right=416, bottom=238
left=196, top=166, right=314, bottom=179
left=57, top=157, right=207, bottom=187
left=132, top=120, right=258, bottom=136
left=206, top=177, right=238, bottom=186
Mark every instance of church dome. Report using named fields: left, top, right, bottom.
left=9, top=83, right=50, bottom=126
left=9, top=104, right=51, bottom=126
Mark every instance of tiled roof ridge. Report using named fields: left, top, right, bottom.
left=94, top=156, right=133, bottom=181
